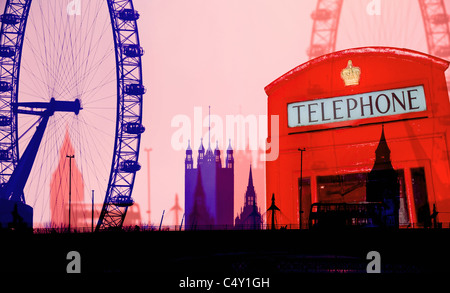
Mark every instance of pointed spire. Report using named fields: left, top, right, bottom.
left=205, top=106, right=214, bottom=156
left=186, top=139, right=192, bottom=151
left=245, top=164, right=256, bottom=207
left=214, top=140, right=221, bottom=165
left=225, top=139, right=234, bottom=168
left=374, top=124, right=392, bottom=165
left=248, top=164, right=254, bottom=188
left=227, top=139, right=233, bottom=151
left=185, top=139, right=193, bottom=168
left=206, top=142, right=213, bottom=154
left=214, top=140, right=220, bottom=155
left=60, top=127, right=75, bottom=159
left=235, top=162, right=262, bottom=229
left=198, top=137, right=204, bottom=152
left=208, top=105, right=211, bottom=150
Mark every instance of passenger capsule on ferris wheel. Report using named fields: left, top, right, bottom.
left=124, top=83, right=146, bottom=95
left=110, top=195, right=134, bottom=207
left=431, top=13, right=449, bottom=25
left=117, top=9, right=139, bottom=21
left=434, top=45, right=450, bottom=58
left=0, top=46, right=15, bottom=58
left=0, top=81, right=12, bottom=92
left=310, top=9, right=332, bottom=21
left=0, top=115, right=11, bottom=126
left=0, top=149, right=11, bottom=162
left=119, top=160, right=141, bottom=173
left=308, top=44, right=327, bottom=59
left=123, top=44, right=144, bottom=57
left=0, top=13, right=20, bottom=25
left=123, top=122, right=145, bottom=134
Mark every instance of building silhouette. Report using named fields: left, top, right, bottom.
left=366, top=125, right=400, bottom=228
left=235, top=165, right=262, bottom=229
left=50, top=128, right=141, bottom=229
left=50, top=129, right=85, bottom=228
left=61, top=202, right=141, bottom=230
left=233, top=144, right=265, bottom=222
left=187, top=166, right=214, bottom=228
left=185, top=139, right=234, bottom=229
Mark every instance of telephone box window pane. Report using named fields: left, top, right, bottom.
left=411, top=167, right=430, bottom=227
left=397, top=170, right=409, bottom=226
left=298, top=177, right=311, bottom=229
left=317, top=173, right=367, bottom=203
left=316, top=170, right=409, bottom=227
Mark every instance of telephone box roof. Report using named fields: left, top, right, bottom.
left=265, top=47, right=449, bottom=97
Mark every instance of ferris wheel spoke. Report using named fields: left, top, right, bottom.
left=77, top=51, right=116, bottom=98
left=26, top=1, right=112, bottom=103
left=75, top=123, right=112, bottom=189
left=75, top=6, right=110, bottom=89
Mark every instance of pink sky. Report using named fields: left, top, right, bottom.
left=137, top=0, right=316, bottom=225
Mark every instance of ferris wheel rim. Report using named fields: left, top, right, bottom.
left=0, top=0, right=145, bottom=231
left=308, top=0, right=450, bottom=60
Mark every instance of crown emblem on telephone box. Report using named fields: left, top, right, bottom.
left=341, top=60, right=361, bottom=86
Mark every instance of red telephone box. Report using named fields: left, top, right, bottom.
left=265, top=47, right=450, bottom=228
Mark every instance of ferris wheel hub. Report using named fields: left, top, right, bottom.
left=13, top=98, right=82, bottom=116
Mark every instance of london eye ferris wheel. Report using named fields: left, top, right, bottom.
left=0, top=0, right=145, bottom=231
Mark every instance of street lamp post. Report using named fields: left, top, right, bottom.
left=144, top=147, right=152, bottom=228
left=66, top=154, right=74, bottom=233
left=298, top=148, right=306, bottom=229
left=91, top=190, right=94, bottom=233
